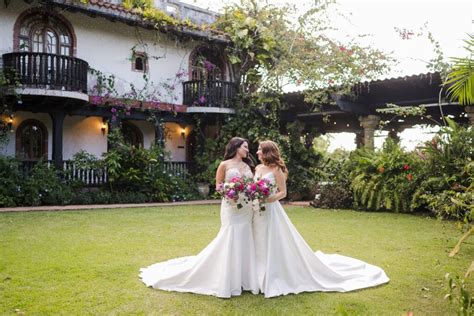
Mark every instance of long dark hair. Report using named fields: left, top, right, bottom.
left=224, top=137, right=255, bottom=172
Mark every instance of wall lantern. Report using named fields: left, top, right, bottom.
left=180, top=126, right=186, bottom=139
left=7, top=114, right=13, bottom=132
left=101, top=117, right=107, bottom=135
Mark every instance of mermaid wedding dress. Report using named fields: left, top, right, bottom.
left=140, top=168, right=259, bottom=298
left=252, top=172, right=389, bottom=298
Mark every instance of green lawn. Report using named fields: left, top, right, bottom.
left=1, top=205, right=472, bottom=315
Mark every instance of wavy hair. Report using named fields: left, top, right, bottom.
left=259, top=140, right=288, bottom=177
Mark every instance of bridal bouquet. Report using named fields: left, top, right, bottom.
left=217, top=176, right=251, bottom=209
left=245, top=178, right=274, bottom=213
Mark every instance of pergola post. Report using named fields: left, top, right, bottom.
left=359, top=115, right=380, bottom=150
left=50, top=112, right=65, bottom=170
left=465, top=106, right=474, bottom=125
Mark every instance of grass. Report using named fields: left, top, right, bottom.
left=0, top=205, right=473, bottom=315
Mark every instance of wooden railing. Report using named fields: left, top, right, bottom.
left=183, top=80, right=237, bottom=107
left=2, top=52, right=88, bottom=93
left=19, top=160, right=194, bottom=187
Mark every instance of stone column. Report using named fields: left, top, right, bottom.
left=465, top=106, right=474, bottom=125
left=49, top=112, right=65, bottom=170
left=359, top=115, right=380, bottom=150
left=355, top=131, right=364, bottom=148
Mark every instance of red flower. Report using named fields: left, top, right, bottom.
left=406, top=173, right=413, bottom=181
left=377, top=166, right=385, bottom=173
left=403, top=164, right=410, bottom=171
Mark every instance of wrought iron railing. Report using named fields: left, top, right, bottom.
left=2, top=52, right=88, bottom=93
left=183, top=80, right=237, bottom=107
left=19, top=160, right=194, bottom=187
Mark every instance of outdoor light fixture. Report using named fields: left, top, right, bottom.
left=101, top=118, right=107, bottom=135
left=180, top=127, right=186, bottom=138
left=7, top=115, right=13, bottom=132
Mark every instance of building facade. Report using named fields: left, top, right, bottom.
left=0, top=0, right=236, bottom=174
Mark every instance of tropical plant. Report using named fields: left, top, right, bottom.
left=412, top=118, right=473, bottom=221
left=445, top=273, right=473, bottom=316
left=349, top=138, right=422, bottom=212
left=444, top=34, right=474, bottom=105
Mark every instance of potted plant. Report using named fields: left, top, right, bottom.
left=194, top=159, right=220, bottom=198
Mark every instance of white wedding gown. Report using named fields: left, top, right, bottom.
left=140, top=168, right=259, bottom=298
left=252, top=172, right=389, bottom=298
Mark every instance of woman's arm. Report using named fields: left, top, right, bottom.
left=215, top=161, right=226, bottom=190
left=266, top=168, right=287, bottom=203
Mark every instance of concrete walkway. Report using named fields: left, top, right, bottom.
left=0, top=200, right=310, bottom=213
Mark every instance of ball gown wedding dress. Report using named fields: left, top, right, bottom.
left=252, top=172, right=390, bottom=298
left=140, top=168, right=259, bottom=298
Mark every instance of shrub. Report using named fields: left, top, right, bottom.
left=349, top=138, right=422, bottom=212
left=311, top=183, right=353, bottom=209
left=312, top=154, right=353, bottom=209
left=21, top=162, right=73, bottom=206
left=283, top=122, right=323, bottom=200
left=412, top=119, right=473, bottom=221
left=0, top=156, right=22, bottom=207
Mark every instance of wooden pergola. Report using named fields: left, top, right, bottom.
left=281, top=72, right=473, bottom=149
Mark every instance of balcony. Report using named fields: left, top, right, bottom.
left=182, top=80, right=238, bottom=113
left=2, top=52, right=88, bottom=100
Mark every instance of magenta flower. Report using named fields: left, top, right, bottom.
left=203, top=60, right=215, bottom=71
left=199, top=96, right=206, bottom=104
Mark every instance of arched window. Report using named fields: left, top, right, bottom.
left=190, top=47, right=225, bottom=81
left=15, top=9, right=74, bottom=56
left=16, top=119, right=48, bottom=161
left=132, top=52, right=148, bottom=72
left=122, top=122, right=144, bottom=148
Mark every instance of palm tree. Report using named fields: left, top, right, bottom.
left=444, top=34, right=474, bottom=105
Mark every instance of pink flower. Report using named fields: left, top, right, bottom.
left=203, top=60, right=215, bottom=71
left=199, top=96, right=206, bottom=104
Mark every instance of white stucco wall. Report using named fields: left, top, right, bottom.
left=0, top=2, right=199, bottom=104
left=0, top=112, right=52, bottom=159
left=164, top=122, right=193, bottom=161
left=0, top=3, right=200, bottom=163
left=63, top=116, right=108, bottom=159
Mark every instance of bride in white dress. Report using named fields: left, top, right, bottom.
left=140, top=137, right=259, bottom=298
left=252, top=140, right=389, bottom=298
